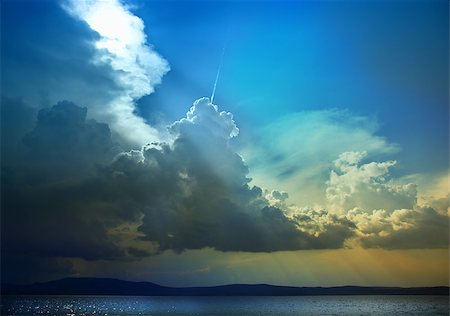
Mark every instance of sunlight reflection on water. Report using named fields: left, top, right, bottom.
left=1, top=295, right=449, bottom=316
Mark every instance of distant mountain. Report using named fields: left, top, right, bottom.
left=2, top=278, right=449, bottom=296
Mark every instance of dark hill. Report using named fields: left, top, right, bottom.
left=2, top=278, right=448, bottom=296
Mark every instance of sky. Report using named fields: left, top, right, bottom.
left=1, top=0, right=449, bottom=287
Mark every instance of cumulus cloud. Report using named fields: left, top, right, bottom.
left=259, top=148, right=448, bottom=251
left=110, top=98, right=352, bottom=252
left=324, top=151, right=448, bottom=249
left=21, top=101, right=119, bottom=177
left=326, top=151, right=417, bottom=213
left=1, top=97, right=448, bottom=284
left=348, top=206, right=448, bottom=249
left=63, top=0, right=170, bottom=146
left=1, top=101, right=136, bottom=262
left=171, top=98, right=239, bottom=140
left=3, top=0, right=447, bottom=286
left=241, top=109, right=399, bottom=207
left=240, top=108, right=448, bottom=250
left=1, top=98, right=352, bottom=281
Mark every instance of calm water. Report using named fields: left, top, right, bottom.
left=1, top=295, right=448, bottom=316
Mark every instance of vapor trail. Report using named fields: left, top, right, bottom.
left=211, top=44, right=226, bottom=104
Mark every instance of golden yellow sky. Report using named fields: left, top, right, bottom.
left=72, top=248, right=449, bottom=287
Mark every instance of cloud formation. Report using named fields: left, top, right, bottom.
left=22, top=101, right=118, bottom=177
left=0, top=99, right=352, bottom=274
left=107, top=98, right=352, bottom=252
left=63, top=0, right=170, bottom=146
left=1, top=101, right=133, bottom=262
left=349, top=206, right=449, bottom=249
left=1, top=0, right=120, bottom=117
left=2, top=0, right=448, bottom=287
left=1, top=97, right=448, bottom=283
left=325, top=152, right=448, bottom=249
left=241, top=110, right=400, bottom=207
left=326, top=151, right=417, bottom=213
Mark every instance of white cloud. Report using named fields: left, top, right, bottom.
left=171, top=97, right=239, bottom=140
left=241, top=109, right=399, bottom=207
left=401, top=172, right=450, bottom=206
left=3, top=98, right=448, bottom=264
left=326, top=151, right=417, bottom=213
left=322, top=151, right=448, bottom=248
left=63, top=0, right=170, bottom=146
left=346, top=206, right=449, bottom=249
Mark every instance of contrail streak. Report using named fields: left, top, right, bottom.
left=211, top=44, right=226, bottom=104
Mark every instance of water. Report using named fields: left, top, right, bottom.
left=1, top=295, right=448, bottom=315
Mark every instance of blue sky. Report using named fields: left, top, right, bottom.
left=1, top=0, right=448, bottom=286
left=134, top=0, right=448, bottom=175
left=3, top=0, right=448, bottom=174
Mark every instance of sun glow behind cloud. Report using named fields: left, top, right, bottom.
left=63, top=0, right=169, bottom=146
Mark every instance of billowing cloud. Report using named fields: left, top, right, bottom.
left=63, top=0, right=170, bottom=146
left=1, top=99, right=352, bottom=277
left=240, top=110, right=399, bottom=207
left=1, top=97, right=448, bottom=284
left=22, top=100, right=119, bottom=178
left=1, top=101, right=135, bottom=262
left=108, top=98, right=353, bottom=252
left=238, top=109, right=448, bottom=250
left=348, top=206, right=449, bottom=249
left=2, top=0, right=448, bottom=288
left=324, top=152, right=448, bottom=249
left=171, top=98, right=240, bottom=140
left=326, top=151, right=417, bottom=213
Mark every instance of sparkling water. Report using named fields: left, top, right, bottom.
left=1, top=295, right=449, bottom=315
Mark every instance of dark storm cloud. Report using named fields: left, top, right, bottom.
left=3, top=96, right=449, bottom=281
left=3, top=96, right=448, bottom=281
left=22, top=100, right=119, bottom=177
left=100, top=98, right=356, bottom=253
left=2, top=0, right=448, bottom=288
left=1, top=101, right=134, bottom=265
left=1, top=98, right=356, bottom=281
left=1, top=0, right=355, bottom=268
left=1, top=96, right=36, bottom=164
left=99, top=96, right=448, bottom=253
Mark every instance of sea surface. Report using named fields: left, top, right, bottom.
left=1, top=295, right=448, bottom=316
